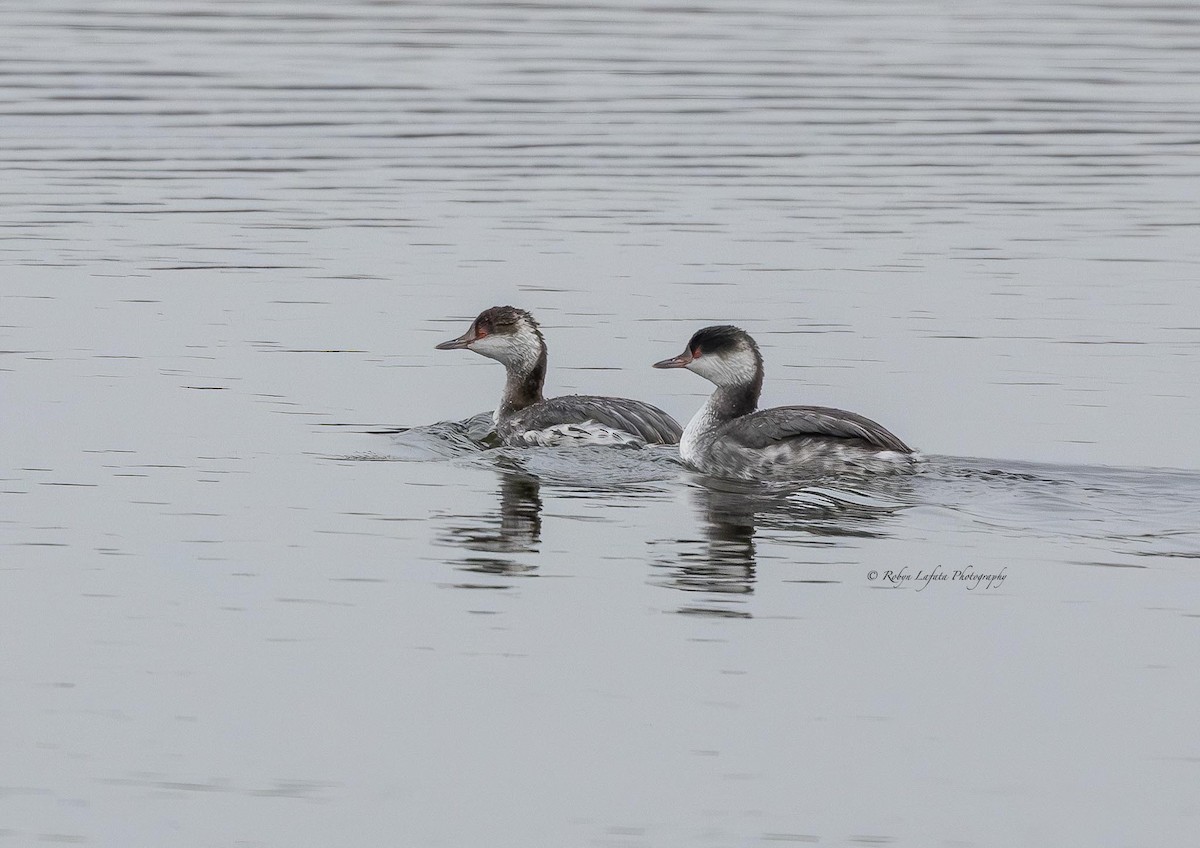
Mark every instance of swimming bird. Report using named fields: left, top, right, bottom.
left=436, top=306, right=683, bottom=447
left=653, top=325, right=914, bottom=479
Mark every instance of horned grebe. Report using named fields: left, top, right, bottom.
left=436, top=306, right=682, bottom=447
left=653, top=325, right=914, bottom=479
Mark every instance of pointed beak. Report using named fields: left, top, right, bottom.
left=435, top=327, right=476, bottom=351
left=653, top=350, right=693, bottom=369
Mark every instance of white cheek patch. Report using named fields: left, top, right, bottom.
left=686, top=351, right=757, bottom=386
left=519, top=421, right=645, bottom=448
left=470, top=324, right=542, bottom=373
left=468, top=333, right=509, bottom=359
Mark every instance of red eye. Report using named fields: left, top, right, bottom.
left=475, top=325, right=489, bottom=339
left=692, top=347, right=702, bottom=358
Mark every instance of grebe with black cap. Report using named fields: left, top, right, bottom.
left=437, top=306, right=682, bottom=447
left=653, top=325, right=914, bottom=479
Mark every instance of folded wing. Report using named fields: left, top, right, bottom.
left=517, top=395, right=683, bottom=445
left=726, top=405, right=911, bottom=453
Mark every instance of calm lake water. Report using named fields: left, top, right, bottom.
left=3, top=1, right=1199, bottom=845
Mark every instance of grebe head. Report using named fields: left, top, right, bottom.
left=435, top=305, right=546, bottom=375
left=653, top=325, right=763, bottom=388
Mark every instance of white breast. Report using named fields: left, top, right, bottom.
left=680, top=398, right=722, bottom=465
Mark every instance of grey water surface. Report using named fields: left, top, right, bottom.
left=3, top=1, right=1200, bottom=846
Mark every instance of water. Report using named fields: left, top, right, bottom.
left=3, top=1, right=1200, bottom=845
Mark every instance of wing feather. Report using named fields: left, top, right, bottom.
left=514, top=395, right=683, bottom=445
left=726, top=406, right=911, bottom=453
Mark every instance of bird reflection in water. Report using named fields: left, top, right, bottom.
left=436, top=462, right=542, bottom=584
left=433, top=444, right=680, bottom=589
left=654, top=472, right=915, bottom=618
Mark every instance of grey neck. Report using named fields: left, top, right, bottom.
left=498, top=348, right=548, bottom=416
left=708, top=377, right=761, bottom=421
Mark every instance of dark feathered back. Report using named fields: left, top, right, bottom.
left=728, top=406, right=912, bottom=453
left=513, top=396, right=683, bottom=445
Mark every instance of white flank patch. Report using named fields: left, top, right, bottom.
left=519, top=421, right=644, bottom=447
